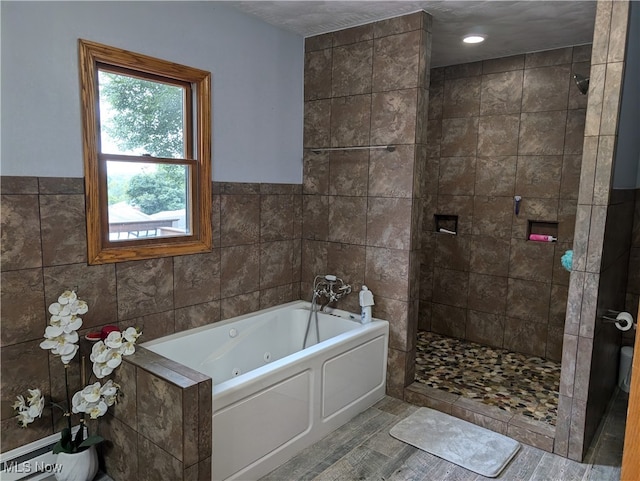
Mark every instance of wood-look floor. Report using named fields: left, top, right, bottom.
left=260, top=390, right=628, bottom=481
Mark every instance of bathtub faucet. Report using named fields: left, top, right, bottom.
left=313, top=274, right=351, bottom=306
left=305, top=275, right=352, bottom=348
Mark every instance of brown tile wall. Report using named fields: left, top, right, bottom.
left=101, top=350, right=212, bottom=480
left=302, top=11, right=432, bottom=398
left=422, top=45, right=590, bottom=362
left=626, top=189, right=640, bottom=333
left=0, top=176, right=302, bottom=478
left=555, top=0, right=633, bottom=462
left=3, top=1, right=633, bottom=468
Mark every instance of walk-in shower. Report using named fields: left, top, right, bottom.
left=413, top=43, right=593, bottom=448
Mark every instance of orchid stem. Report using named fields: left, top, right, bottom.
left=50, top=402, right=66, bottom=412
left=80, top=355, right=86, bottom=437
left=64, top=364, right=72, bottom=435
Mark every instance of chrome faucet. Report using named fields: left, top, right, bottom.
left=313, top=274, right=351, bottom=309
left=304, top=274, right=352, bottom=348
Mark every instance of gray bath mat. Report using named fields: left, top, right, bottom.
left=390, top=407, right=520, bottom=478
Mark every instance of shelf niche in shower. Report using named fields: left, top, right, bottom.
left=434, top=214, right=458, bottom=235
left=527, top=220, right=558, bottom=240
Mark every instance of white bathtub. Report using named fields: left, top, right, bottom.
left=143, top=300, right=389, bottom=480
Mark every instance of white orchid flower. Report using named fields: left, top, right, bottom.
left=42, top=325, right=79, bottom=344
left=91, top=342, right=122, bottom=377
left=17, top=411, right=34, bottom=427
left=92, top=361, right=114, bottom=379
left=73, top=380, right=120, bottom=415
left=43, top=324, right=64, bottom=339
left=119, top=341, right=136, bottom=356
left=57, top=290, right=77, bottom=305
left=55, top=340, right=77, bottom=355
left=63, top=315, right=83, bottom=333
left=83, top=382, right=102, bottom=403
left=27, top=400, right=43, bottom=419
left=104, top=331, right=123, bottom=349
left=100, top=380, right=119, bottom=397
left=14, top=389, right=44, bottom=427
left=60, top=344, right=79, bottom=364
left=12, top=395, right=26, bottom=410
left=90, top=341, right=109, bottom=363
left=68, top=299, right=88, bottom=315
left=27, top=389, right=42, bottom=404
left=72, top=381, right=108, bottom=415
left=48, top=304, right=72, bottom=320
left=101, top=380, right=120, bottom=406
left=72, top=390, right=88, bottom=414
left=104, top=394, right=118, bottom=406
left=40, top=328, right=80, bottom=364
left=49, top=302, right=63, bottom=315
left=123, top=327, right=141, bottom=343
left=86, top=400, right=108, bottom=419
left=51, top=315, right=82, bottom=333
left=48, top=303, right=71, bottom=317
left=105, top=349, right=123, bottom=369
left=118, top=327, right=141, bottom=356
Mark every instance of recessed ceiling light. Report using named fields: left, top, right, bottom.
left=463, top=35, right=486, bottom=44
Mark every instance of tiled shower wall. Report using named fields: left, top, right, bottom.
left=0, top=177, right=302, bottom=464
left=302, top=12, right=431, bottom=397
left=420, top=45, right=591, bottom=362
left=556, top=0, right=633, bottom=461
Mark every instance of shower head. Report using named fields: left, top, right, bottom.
left=573, top=73, right=589, bottom=95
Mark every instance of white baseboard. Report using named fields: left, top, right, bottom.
left=0, top=427, right=79, bottom=481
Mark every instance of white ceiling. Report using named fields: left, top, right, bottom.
left=227, top=1, right=597, bottom=67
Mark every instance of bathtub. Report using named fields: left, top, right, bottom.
left=143, top=300, right=389, bottom=480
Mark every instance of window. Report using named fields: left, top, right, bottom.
left=79, top=39, right=212, bottom=264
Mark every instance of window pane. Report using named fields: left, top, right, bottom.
left=98, top=71, right=185, bottom=158
left=80, top=40, right=211, bottom=264
left=106, top=160, right=191, bottom=241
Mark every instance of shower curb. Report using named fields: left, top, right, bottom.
left=404, top=382, right=556, bottom=453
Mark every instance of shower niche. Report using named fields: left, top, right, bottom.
left=527, top=220, right=559, bottom=242
left=434, top=214, right=458, bottom=235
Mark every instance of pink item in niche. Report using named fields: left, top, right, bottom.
left=529, top=234, right=557, bottom=242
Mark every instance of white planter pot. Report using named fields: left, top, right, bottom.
left=54, top=445, right=99, bottom=481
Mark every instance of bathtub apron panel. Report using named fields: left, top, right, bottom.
left=212, top=370, right=312, bottom=481
left=322, top=336, right=387, bottom=419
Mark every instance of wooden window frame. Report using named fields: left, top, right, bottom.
left=79, top=39, right=212, bottom=264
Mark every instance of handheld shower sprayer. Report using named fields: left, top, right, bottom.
left=304, top=274, right=352, bottom=348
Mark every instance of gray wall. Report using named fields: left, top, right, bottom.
left=612, top=0, right=640, bottom=189
left=0, top=1, right=303, bottom=183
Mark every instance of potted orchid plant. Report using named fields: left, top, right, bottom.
left=13, top=289, right=141, bottom=481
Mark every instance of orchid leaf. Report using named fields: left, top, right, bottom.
left=79, top=435, right=105, bottom=448
left=73, top=424, right=85, bottom=447
left=53, top=428, right=73, bottom=454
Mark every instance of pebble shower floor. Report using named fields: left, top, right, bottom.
left=415, top=331, right=561, bottom=425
